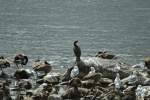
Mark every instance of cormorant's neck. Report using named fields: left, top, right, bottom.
left=76, top=57, right=80, bottom=61
left=74, top=41, right=78, bottom=47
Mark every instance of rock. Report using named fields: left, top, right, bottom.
left=36, top=79, right=44, bottom=84
left=77, top=57, right=131, bottom=79
left=61, top=87, right=89, bottom=99
left=48, top=94, right=62, bottom=100
left=14, top=69, right=31, bottom=79
left=0, top=81, right=11, bottom=100
left=70, top=78, right=82, bottom=87
left=99, top=78, right=113, bottom=87
left=81, top=80, right=95, bottom=89
left=18, top=79, right=32, bottom=90
left=83, top=73, right=102, bottom=82
left=43, top=72, right=61, bottom=85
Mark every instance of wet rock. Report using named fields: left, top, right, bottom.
left=14, top=69, right=31, bottom=79
left=43, top=72, right=61, bottom=85
left=48, top=94, right=62, bottom=100
left=81, top=80, right=95, bottom=89
left=83, top=73, right=102, bottom=82
left=17, top=79, right=32, bottom=90
left=70, top=78, right=82, bottom=87
left=36, top=79, right=44, bottom=84
left=33, top=83, right=52, bottom=100
left=0, top=81, right=12, bottom=100
left=76, top=57, right=131, bottom=80
left=99, top=78, right=113, bottom=87
left=61, top=87, right=89, bottom=99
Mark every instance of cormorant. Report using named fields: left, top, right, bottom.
left=73, top=41, right=81, bottom=61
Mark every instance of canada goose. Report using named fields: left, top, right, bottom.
left=14, top=54, right=28, bottom=68
left=0, top=56, right=10, bottom=75
left=32, top=60, right=52, bottom=77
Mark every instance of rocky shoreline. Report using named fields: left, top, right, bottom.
left=0, top=41, right=150, bottom=100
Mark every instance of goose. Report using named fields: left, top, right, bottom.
left=32, top=60, right=52, bottom=78
left=0, top=56, right=10, bottom=75
left=14, top=54, right=28, bottom=68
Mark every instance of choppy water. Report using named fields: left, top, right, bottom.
left=0, top=0, right=150, bottom=69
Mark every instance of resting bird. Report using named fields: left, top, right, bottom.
left=73, top=40, right=81, bottom=61
left=0, top=56, right=10, bottom=75
left=14, top=54, right=28, bottom=68
left=96, top=51, right=116, bottom=59
left=32, top=60, right=52, bottom=77
left=70, top=66, right=79, bottom=78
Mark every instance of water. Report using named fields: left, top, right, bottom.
left=0, top=0, right=150, bottom=70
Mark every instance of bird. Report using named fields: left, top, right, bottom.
left=89, top=67, right=96, bottom=74
left=70, top=66, right=79, bottom=78
left=0, top=56, right=10, bottom=75
left=114, top=73, right=122, bottom=89
left=73, top=40, right=81, bottom=61
left=32, top=60, right=52, bottom=78
left=14, top=54, right=28, bottom=68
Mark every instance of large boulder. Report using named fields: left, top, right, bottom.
left=78, top=57, right=131, bottom=79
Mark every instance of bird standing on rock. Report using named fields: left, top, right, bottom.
left=14, top=54, right=28, bottom=68
left=73, top=41, right=90, bottom=78
left=70, top=66, right=79, bottom=78
left=73, top=40, right=81, bottom=61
